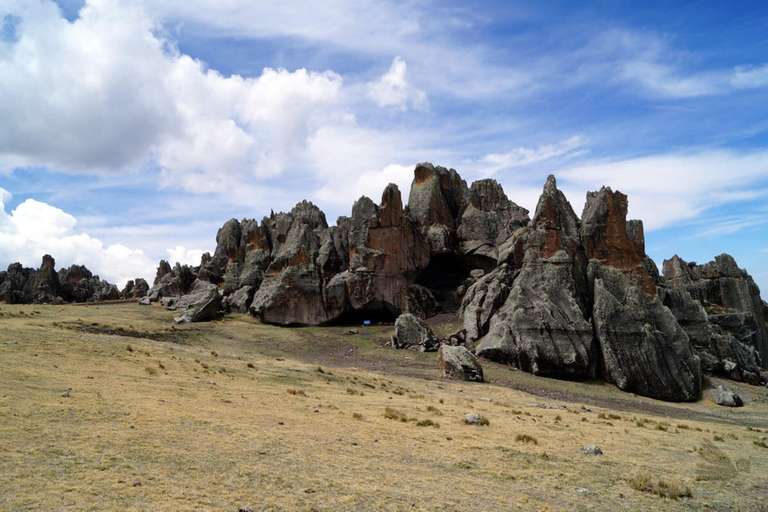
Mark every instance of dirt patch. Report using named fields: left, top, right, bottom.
left=56, top=321, right=190, bottom=343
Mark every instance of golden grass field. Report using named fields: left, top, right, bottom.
left=1, top=302, right=767, bottom=511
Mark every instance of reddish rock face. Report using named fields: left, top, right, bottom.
left=529, top=175, right=582, bottom=259
left=581, top=186, right=656, bottom=295
left=348, top=184, right=430, bottom=311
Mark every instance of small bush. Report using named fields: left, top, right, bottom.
left=515, top=434, right=537, bottom=445
left=384, top=407, right=409, bottom=422
left=632, top=471, right=691, bottom=499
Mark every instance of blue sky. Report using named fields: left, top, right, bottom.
left=0, top=0, right=766, bottom=296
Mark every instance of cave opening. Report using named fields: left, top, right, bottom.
left=415, top=253, right=474, bottom=312
left=323, top=302, right=399, bottom=326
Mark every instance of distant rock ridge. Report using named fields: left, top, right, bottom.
left=0, top=255, right=140, bottom=304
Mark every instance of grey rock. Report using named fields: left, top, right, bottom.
left=438, top=345, right=484, bottom=382
left=227, top=285, right=255, bottom=313
left=580, top=445, right=603, bottom=456
left=138, top=296, right=150, bottom=306
left=251, top=265, right=333, bottom=326
left=174, top=280, right=222, bottom=323
left=464, top=413, right=484, bottom=425
left=391, top=313, right=439, bottom=351
left=459, top=264, right=516, bottom=342
left=591, top=263, right=701, bottom=402
left=714, top=385, right=743, bottom=407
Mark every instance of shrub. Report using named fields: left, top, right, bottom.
left=384, top=407, right=409, bottom=422
left=515, top=434, right=537, bottom=445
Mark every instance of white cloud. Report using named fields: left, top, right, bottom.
left=315, top=163, right=415, bottom=209
left=368, top=56, right=427, bottom=111
left=0, top=0, right=343, bottom=192
left=559, top=150, right=768, bottom=230
left=0, top=194, right=155, bottom=287
left=478, top=136, right=587, bottom=176
left=731, top=64, right=768, bottom=89
left=166, top=246, right=204, bottom=267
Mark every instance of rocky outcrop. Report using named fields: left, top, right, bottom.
left=147, top=262, right=196, bottom=302
left=471, top=176, right=598, bottom=378
left=438, top=345, right=484, bottom=382
left=590, top=263, right=701, bottom=401
left=121, top=278, right=149, bottom=299
left=663, top=254, right=768, bottom=369
left=391, top=313, right=439, bottom=351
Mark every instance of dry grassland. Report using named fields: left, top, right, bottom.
left=1, top=303, right=767, bottom=511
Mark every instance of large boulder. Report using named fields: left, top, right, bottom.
left=438, top=345, right=484, bottom=382
left=591, top=263, right=701, bottom=401
left=714, top=385, right=743, bottom=407
left=391, top=313, right=439, bottom=351
left=175, top=280, right=222, bottom=323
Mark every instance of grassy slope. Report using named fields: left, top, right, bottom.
left=0, top=303, right=767, bottom=511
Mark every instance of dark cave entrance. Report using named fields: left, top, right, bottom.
left=323, top=302, right=399, bottom=326
left=415, top=253, right=474, bottom=312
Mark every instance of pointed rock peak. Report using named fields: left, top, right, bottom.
left=532, top=175, right=579, bottom=233
left=468, top=179, right=509, bottom=210
left=380, top=183, right=402, bottom=209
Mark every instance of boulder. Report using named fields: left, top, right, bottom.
left=174, top=280, right=222, bottom=323
left=391, top=313, right=439, bottom=351
left=438, top=345, right=484, bottom=382
left=459, top=264, right=516, bottom=342
left=591, top=263, right=701, bottom=401
left=714, top=385, right=743, bottom=407
left=227, top=285, right=255, bottom=313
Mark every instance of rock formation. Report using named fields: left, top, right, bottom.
left=438, top=345, right=484, bottom=382
left=0, top=255, right=136, bottom=305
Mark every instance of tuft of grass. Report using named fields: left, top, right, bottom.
left=656, top=424, right=668, bottom=432
left=125, top=344, right=134, bottom=352
left=247, top=363, right=255, bottom=369
left=713, top=435, right=724, bottom=442
left=608, top=413, right=622, bottom=420
left=554, top=414, right=562, bottom=421
left=384, top=407, right=409, bottom=423
left=426, top=405, right=443, bottom=415
left=416, top=419, right=440, bottom=428
left=287, top=388, right=307, bottom=397
left=598, top=412, right=606, bottom=419
left=515, top=434, right=537, bottom=445
left=211, top=351, right=218, bottom=357
left=753, top=440, right=768, bottom=449
left=352, top=412, right=364, bottom=420
left=144, top=366, right=157, bottom=376
left=346, top=388, right=362, bottom=396
left=632, top=471, right=691, bottom=499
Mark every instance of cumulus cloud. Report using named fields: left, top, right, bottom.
left=315, top=163, right=415, bottom=209
left=0, top=0, right=342, bottom=191
left=368, top=56, right=427, bottom=111
left=166, top=246, right=204, bottom=267
left=0, top=191, right=155, bottom=287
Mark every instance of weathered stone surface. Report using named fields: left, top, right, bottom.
left=32, top=255, right=61, bottom=303
left=591, top=263, right=701, bottom=402
left=345, top=184, right=430, bottom=314
left=175, top=280, right=222, bottom=323
left=459, top=264, right=516, bottom=342
left=225, top=285, right=255, bottom=314
left=154, top=259, right=172, bottom=286
left=391, top=313, right=439, bottom=351
left=0, top=263, right=34, bottom=304
left=148, top=262, right=196, bottom=302
left=438, top=345, right=484, bottom=381
left=714, top=385, right=743, bottom=407
left=407, top=163, right=468, bottom=254
left=581, top=187, right=656, bottom=295
left=663, top=254, right=768, bottom=368
left=458, top=179, right=529, bottom=266
left=251, top=265, right=334, bottom=326
left=478, top=252, right=597, bottom=377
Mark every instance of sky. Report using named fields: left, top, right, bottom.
left=0, top=0, right=767, bottom=297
